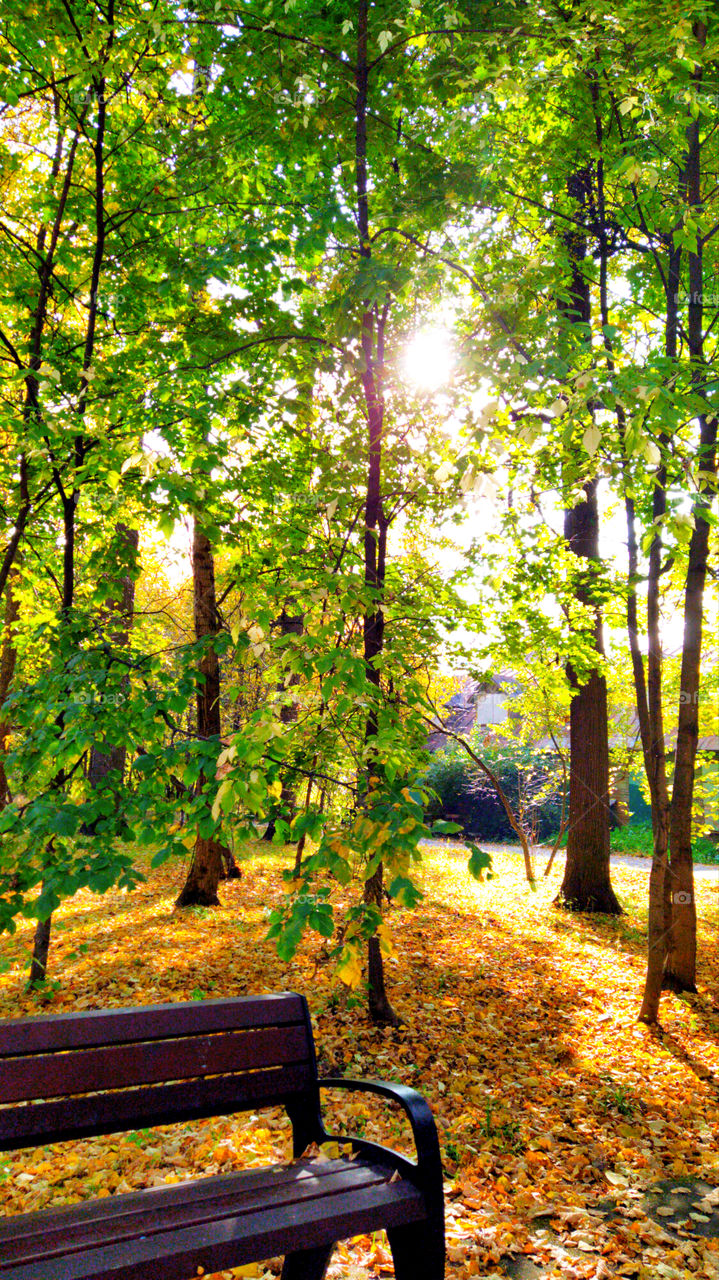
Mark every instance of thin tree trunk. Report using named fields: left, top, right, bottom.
left=354, top=0, right=398, bottom=1026
left=0, top=571, right=19, bottom=810
left=277, top=604, right=303, bottom=825
left=29, top=915, right=52, bottom=986
left=665, top=54, right=715, bottom=989
left=635, top=42, right=710, bottom=1017
left=664, top=437, right=715, bottom=990
left=544, top=736, right=568, bottom=876
left=263, top=604, right=304, bottom=842
left=1, top=118, right=81, bottom=602
left=431, top=720, right=535, bottom=881
left=594, top=40, right=671, bottom=900
left=585, top=68, right=670, bottom=1012
left=0, top=457, right=31, bottom=608
left=29, top=492, right=77, bottom=986
left=29, top=34, right=123, bottom=983
left=635, top=251, right=679, bottom=1022
left=176, top=522, right=235, bottom=908
left=637, top=416, right=673, bottom=1019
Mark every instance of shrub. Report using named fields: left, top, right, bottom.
left=424, top=739, right=566, bottom=843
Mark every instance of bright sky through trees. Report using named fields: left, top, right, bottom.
left=401, top=328, right=455, bottom=391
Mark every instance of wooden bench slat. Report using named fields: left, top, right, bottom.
left=0, top=1063, right=313, bottom=1150
left=1, top=1025, right=310, bottom=1103
left=0, top=1176, right=425, bottom=1280
left=0, top=1156, right=374, bottom=1244
left=0, top=1158, right=394, bottom=1266
left=0, top=994, right=306, bottom=1056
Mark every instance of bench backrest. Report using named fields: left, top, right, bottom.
left=0, top=992, right=316, bottom=1151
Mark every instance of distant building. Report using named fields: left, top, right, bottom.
left=425, top=675, right=518, bottom=752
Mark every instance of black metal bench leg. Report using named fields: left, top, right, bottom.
left=281, top=1243, right=334, bottom=1279
left=387, top=1221, right=445, bottom=1280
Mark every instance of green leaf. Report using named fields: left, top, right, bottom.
left=388, top=875, right=424, bottom=909
left=467, top=844, right=493, bottom=882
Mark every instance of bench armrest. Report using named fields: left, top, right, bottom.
left=318, top=1076, right=443, bottom=1202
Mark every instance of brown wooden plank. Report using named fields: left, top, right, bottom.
left=0, top=1159, right=394, bottom=1266
left=0, top=1064, right=313, bottom=1151
left=0, top=1177, right=426, bottom=1280
left=0, top=1157, right=368, bottom=1243
left=0, top=995, right=306, bottom=1057
left=1, top=1025, right=310, bottom=1103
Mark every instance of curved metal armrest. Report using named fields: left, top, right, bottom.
left=318, top=1076, right=443, bottom=1198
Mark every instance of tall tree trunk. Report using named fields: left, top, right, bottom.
left=354, top=0, right=398, bottom=1026
left=587, top=63, right=674, bottom=1014
left=29, top=490, right=77, bottom=986
left=29, top=48, right=110, bottom=986
left=636, top=330, right=674, bottom=1021
left=632, top=37, right=711, bottom=1018
left=665, top=52, right=715, bottom=991
left=557, top=166, right=620, bottom=915
left=635, top=128, right=689, bottom=1022
left=88, top=524, right=139, bottom=788
left=176, top=521, right=236, bottom=908
left=0, top=571, right=19, bottom=810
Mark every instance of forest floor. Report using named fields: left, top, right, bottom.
left=1, top=842, right=718, bottom=1280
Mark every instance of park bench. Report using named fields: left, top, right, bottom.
left=0, top=992, right=444, bottom=1280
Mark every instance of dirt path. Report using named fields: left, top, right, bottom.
left=422, top=839, right=719, bottom=881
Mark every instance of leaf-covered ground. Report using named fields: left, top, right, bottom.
left=1, top=842, right=718, bottom=1280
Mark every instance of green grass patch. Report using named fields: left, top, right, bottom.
left=611, top=820, right=719, bottom=865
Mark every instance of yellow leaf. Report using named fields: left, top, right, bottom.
left=211, top=780, right=231, bottom=822
left=377, top=922, right=395, bottom=959
left=335, top=947, right=363, bottom=989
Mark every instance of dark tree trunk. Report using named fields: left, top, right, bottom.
left=622, top=53, right=711, bottom=1020
left=634, top=50, right=712, bottom=1018
left=30, top=490, right=78, bottom=986
left=277, top=604, right=303, bottom=826
left=637, top=351, right=674, bottom=1020
left=354, top=0, right=398, bottom=1026
left=29, top=915, right=52, bottom=986
left=263, top=604, right=304, bottom=843
left=176, top=522, right=236, bottom=908
left=0, top=456, right=30, bottom=613
left=596, top=60, right=676, bottom=1004
left=664, top=450, right=715, bottom=991
left=29, top=56, right=109, bottom=987
left=559, top=484, right=621, bottom=914
left=87, top=524, right=139, bottom=788
left=365, top=860, right=397, bottom=1025
left=0, top=572, right=19, bottom=810
left=556, top=167, right=620, bottom=916
left=665, top=64, right=716, bottom=991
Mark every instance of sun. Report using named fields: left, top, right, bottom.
left=401, top=328, right=454, bottom=391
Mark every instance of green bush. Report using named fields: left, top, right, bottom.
left=424, top=740, right=565, bottom=842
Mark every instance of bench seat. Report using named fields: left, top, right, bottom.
left=0, top=1155, right=426, bottom=1280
